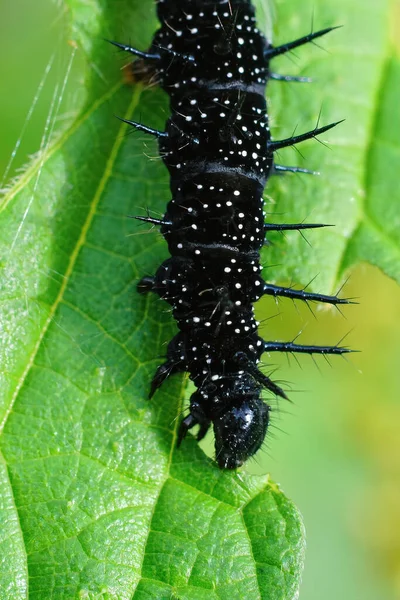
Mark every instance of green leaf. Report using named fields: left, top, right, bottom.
left=1, top=0, right=399, bottom=596
left=0, top=0, right=306, bottom=598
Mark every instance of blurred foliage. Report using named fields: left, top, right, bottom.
left=0, top=0, right=399, bottom=599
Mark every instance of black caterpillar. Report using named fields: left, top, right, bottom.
left=110, top=0, right=350, bottom=469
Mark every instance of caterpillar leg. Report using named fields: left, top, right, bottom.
left=149, top=359, right=185, bottom=398
left=177, top=414, right=197, bottom=446
left=149, top=333, right=189, bottom=397
left=177, top=408, right=211, bottom=446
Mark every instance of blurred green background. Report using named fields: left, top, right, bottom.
left=1, top=1, right=399, bottom=599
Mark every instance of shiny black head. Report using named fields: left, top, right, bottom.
left=186, top=373, right=270, bottom=469
left=213, top=397, right=270, bottom=469
left=196, top=373, right=270, bottom=469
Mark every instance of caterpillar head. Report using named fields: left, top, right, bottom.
left=210, top=375, right=270, bottom=469
left=213, top=397, right=270, bottom=469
